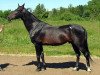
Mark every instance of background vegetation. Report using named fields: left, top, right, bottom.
left=0, top=0, right=100, bottom=56
left=0, top=0, right=100, bottom=22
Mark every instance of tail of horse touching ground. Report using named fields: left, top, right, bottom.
left=7, top=4, right=92, bottom=72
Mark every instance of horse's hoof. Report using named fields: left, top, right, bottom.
left=73, top=67, right=79, bottom=71
left=87, top=68, right=91, bottom=72
left=43, top=67, right=46, bottom=70
left=43, top=65, right=46, bottom=70
left=0, top=67, right=2, bottom=71
left=36, top=68, right=41, bottom=72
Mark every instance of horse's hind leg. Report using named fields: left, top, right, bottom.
left=84, top=52, right=91, bottom=71
left=72, top=43, right=81, bottom=71
left=75, top=41, right=91, bottom=72
left=80, top=47, right=91, bottom=71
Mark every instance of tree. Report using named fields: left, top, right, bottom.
left=87, top=0, right=100, bottom=19
left=3, top=10, right=11, bottom=18
left=34, top=4, right=46, bottom=19
left=42, top=11, right=49, bottom=18
left=59, top=7, right=65, bottom=14
left=0, top=10, right=3, bottom=18
left=52, top=8, right=58, bottom=16
left=0, top=10, right=11, bottom=19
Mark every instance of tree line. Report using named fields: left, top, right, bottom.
left=0, top=0, right=100, bottom=22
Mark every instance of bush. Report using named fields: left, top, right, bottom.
left=60, top=12, right=83, bottom=21
left=0, top=18, right=9, bottom=25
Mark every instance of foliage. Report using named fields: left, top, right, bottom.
left=33, top=4, right=46, bottom=19
left=0, top=10, right=11, bottom=19
left=0, top=0, right=100, bottom=21
left=32, top=0, right=100, bottom=21
left=88, top=0, right=100, bottom=20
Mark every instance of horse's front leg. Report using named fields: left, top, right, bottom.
left=35, top=43, right=46, bottom=71
left=41, top=52, right=46, bottom=70
left=35, top=43, right=42, bottom=71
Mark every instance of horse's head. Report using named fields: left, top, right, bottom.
left=7, top=4, right=26, bottom=21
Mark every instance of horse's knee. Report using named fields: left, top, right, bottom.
left=41, top=53, right=44, bottom=57
left=76, top=51, right=81, bottom=57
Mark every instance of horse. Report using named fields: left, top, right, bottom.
left=7, top=4, right=92, bottom=72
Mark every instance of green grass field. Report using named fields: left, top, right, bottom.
left=0, top=20, right=100, bottom=56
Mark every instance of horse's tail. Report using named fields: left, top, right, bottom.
left=84, top=29, right=94, bottom=63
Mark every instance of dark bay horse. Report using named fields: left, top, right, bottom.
left=7, top=4, right=92, bottom=71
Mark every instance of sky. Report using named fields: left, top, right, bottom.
left=0, top=0, right=90, bottom=10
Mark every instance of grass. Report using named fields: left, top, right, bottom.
left=0, top=20, right=100, bottom=56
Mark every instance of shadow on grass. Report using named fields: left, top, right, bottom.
left=23, top=61, right=87, bottom=71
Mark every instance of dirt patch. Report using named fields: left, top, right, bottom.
left=0, top=55, right=100, bottom=75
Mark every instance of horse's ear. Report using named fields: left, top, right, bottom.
left=18, top=3, right=20, bottom=7
left=22, top=3, right=25, bottom=7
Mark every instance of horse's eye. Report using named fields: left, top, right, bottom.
left=16, top=9, right=21, bottom=12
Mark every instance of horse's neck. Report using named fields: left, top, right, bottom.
left=21, top=13, right=41, bottom=32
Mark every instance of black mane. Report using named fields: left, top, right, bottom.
left=21, top=9, right=41, bottom=22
